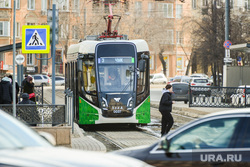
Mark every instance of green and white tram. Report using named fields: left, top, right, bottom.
left=66, top=39, right=150, bottom=125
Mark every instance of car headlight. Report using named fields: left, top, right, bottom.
left=127, top=97, right=133, bottom=110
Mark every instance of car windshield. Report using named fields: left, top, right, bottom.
left=0, top=111, right=52, bottom=149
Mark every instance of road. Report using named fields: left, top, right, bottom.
left=43, top=84, right=227, bottom=152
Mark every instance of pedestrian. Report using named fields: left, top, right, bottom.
left=0, top=76, right=13, bottom=104
left=159, top=84, right=174, bottom=137
left=18, top=93, right=35, bottom=104
left=18, top=93, right=38, bottom=126
left=23, top=76, right=36, bottom=103
left=21, top=74, right=28, bottom=92
left=8, top=75, right=19, bottom=104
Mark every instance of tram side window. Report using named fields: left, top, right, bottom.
left=137, top=59, right=146, bottom=94
left=83, top=59, right=97, bottom=95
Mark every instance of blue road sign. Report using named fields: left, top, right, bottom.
left=22, top=25, right=50, bottom=53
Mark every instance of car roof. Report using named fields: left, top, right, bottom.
left=203, top=108, right=250, bottom=118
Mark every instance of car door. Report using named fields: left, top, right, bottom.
left=146, top=116, right=245, bottom=167
left=230, top=116, right=250, bottom=166
left=33, top=76, right=42, bottom=86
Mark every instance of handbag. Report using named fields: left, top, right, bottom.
left=29, top=93, right=35, bottom=99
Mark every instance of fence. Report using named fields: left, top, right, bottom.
left=64, top=88, right=74, bottom=133
left=19, top=85, right=44, bottom=104
left=0, top=104, right=65, bottom=125
left=189, top=85, right=250, bottom=108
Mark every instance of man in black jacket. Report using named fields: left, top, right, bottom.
left=0, top=76, right=12, bottom=104
left=159, top=84, right=174, bottom=137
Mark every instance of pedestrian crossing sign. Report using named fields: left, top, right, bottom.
left=22, top=25, right=50, bottom=53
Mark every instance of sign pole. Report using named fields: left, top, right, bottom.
left=52, top=4, right=56, bottom=105
left=13, top=0, right=16, bottom=116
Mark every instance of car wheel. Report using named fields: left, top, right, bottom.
left=184, top=101, right=188, bottom=104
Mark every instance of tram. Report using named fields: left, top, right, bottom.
left=65, top=4, right=150, bottom=125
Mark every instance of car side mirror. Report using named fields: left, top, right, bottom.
left=158, top=138, right=170, bottom=152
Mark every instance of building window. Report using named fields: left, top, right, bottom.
left=0, top=0, right=11, bottom=8
left=16, top=0, right=20, bottom=9
left=72, top=25, right=78, bottom=39
left=245, top=0, right=250, bottom=9
left=177, top=31, right=184, bottom=44
left=28, top=0, right=35, bottom=10
left=0, top=21, right=10, bottom=36
left=176, top=4, right=183, bottom=18
left=74, top=0, right=79, bottom=10
left=27, top=54, right=34, bottom=65
left=177, top=56, right=183, bottom=71
left=150, top=55, right=154, bottom=70
left=15, top=22, right=20, bottom=37
left=148, top=2, right=154, bottom=17
left=27, top=23, right=35, bottom=25
left=135, top=1, right=142, bottom=16
left=51, top=0, right=69, bottom=11
left=60, top=24, right=68, bottom=39
left=163, top=3, right=173, bottom=18
left=202, top=0, right=208, bottom=6
left=192, top=0, right=197, bottom=9
left=41, top=0, right=47, bottom=11
left=166, top=30, right=174, bottom=44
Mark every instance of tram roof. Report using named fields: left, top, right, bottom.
left=67, top=39, right=149, bottom=55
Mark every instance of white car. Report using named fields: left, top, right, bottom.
left=231, top=85, right=250, bottom=106
left=32, top=74, right=50, bottom=86
left=150, top=73, right=167, bottom=84
left=190, top=78, right=211, bottom=96
left=0, top=109, right=153, bottom=167
left=55, top=76, right=65, bottom=86
left=190, top=73, right=213, bottom=85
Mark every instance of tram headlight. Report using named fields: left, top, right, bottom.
left=127, top=97, right=133, bottom=110
left=101, top=97, right=108, bottom=109
left=102, top=101, right=107, bottom=108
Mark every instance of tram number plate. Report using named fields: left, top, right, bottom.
left=113, top=110, right=122, bottom=113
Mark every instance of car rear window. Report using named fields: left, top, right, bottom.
left=173, top=84, right=188, bottom=90
left=34, top=76, right=42, bottom=79
left=194, top=79, right=208, bottom=83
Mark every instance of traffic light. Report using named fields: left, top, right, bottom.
left=47, top=9, right=59, bottom=44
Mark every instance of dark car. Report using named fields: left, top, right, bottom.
left=171, top=82, right=189, bottom=104
left=113, top=109, right=250, bottom=167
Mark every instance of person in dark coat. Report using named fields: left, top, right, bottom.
left=0, top=76, right=12, bottom=104
left=18, top=93, right=35, bottom=104
left=21, top=74, right=28, bottom=93
left=8, top=75, right=19, bottom=104
left=159, top=84, right=175, bottom=137
left=18, top=93, right=38, bottom=126
left=23, top=76, right=36, bottom=103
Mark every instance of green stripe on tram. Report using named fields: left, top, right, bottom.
left=136, top=96, right=151, bottom=124
left=79, top=97, right=99, bottom=124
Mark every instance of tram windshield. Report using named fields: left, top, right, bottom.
left=98, top=63, right=135, bottom=92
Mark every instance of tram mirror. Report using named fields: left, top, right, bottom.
left=138, top=59, right=145, bottom=72
left=77, top=59, right=83, bottom=72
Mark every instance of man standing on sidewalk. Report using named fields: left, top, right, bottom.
left=159, top=84, right=174, bottom=137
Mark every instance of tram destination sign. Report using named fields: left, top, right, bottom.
left=98, top=57, right=134, bottom=64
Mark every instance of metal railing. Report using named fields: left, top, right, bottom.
left=0, top=104, right=65, bottom=125
left=19, top=85, right=44, bottom=104
left=189, top=85, right=250, bottom=108
left=64, top=88, right=74, bottom=133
